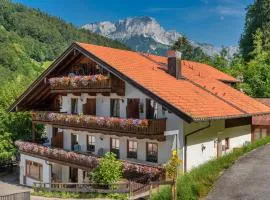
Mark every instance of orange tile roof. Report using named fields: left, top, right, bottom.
left=77, top=42, right=270, bottom=121
left=145, top=54, right=239, bottom=82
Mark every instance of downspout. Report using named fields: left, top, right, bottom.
left=184, top=121, right=211, bottom=172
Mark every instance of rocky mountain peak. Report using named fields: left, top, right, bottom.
left=82, top=16, right=237, bottom=57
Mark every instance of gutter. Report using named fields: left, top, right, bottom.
left=184, top=121, right=211, bottom=172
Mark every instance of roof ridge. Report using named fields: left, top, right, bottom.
left=139, top=53, right=167, bottom=68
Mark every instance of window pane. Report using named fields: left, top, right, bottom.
left=111, top=138, right=120, bottom=149
left=254, top=128, right=261, bottom=140
left=262, top=129, right=267, bottom=138
left=153, top=144, right=158, bottom=152
left=26, top=160, right=42, bottom=181
left=116, top=139, right=119, bottom=148
left=134, top=142, right=137, bottom=149
left=110, top=99, right=120, bottom=117
left=71, top=98, right=78, bottom=114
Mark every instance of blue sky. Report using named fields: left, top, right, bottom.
left=12, top=0, right=253, bottom=46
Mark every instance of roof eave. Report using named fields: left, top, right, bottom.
left=193, top=111, right=270, bottom=122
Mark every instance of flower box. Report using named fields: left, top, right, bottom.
left=49, top=75, right=110, bottom=90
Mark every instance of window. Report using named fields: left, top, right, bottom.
left=71, top=98, right=78, bottom=114
left=146, top=99, right=157, bottom=119
left=71, top=134, right=80, bottom=151
left=253, top=128, right=268, bottom=141
left=25, top=160, right=43, bottom=181
left=146, top=143, right=158, bottom=163
left=87, top=135, right=95, bottom=152
left=110, top=99, right=120, bottom=117
left=225, top=138, right=230, bottom=150
left=127, top=140, right=138, bottom=159
left=110, top=138, right=120, bottom=158
left=127, top=99, right=140, bottom=118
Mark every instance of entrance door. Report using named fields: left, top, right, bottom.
left=126, top=99, right=140, bottom=118
left=83, top=98, right=96, bottom=115
left=51, top=128, right=63, bottom=149
left=217, top=138, right=222, bottom=158
left=69, top=167, right=78, bottom=183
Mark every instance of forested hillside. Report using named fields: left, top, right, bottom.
left=0, top=0, right=128, bottom=107
left=0, top=0, right=129, bottom=160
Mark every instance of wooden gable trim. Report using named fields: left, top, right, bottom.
left=8, top=43, right=79, bottom=112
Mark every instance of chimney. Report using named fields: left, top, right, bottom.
left=167, top=50, right=183, bottom=79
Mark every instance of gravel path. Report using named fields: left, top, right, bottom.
left=207, top=144, right=270, bottom=200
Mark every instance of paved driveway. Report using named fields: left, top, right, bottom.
left=0, top=171, right=31, bottom=196
left=0, top=171, right=111, bottom=200
left=207, top=144, right=270, bottom=200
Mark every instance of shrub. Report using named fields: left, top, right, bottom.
left=89, top=152, right=123, bottom=185
left=165, top=150, right=182, bottom=180
left=150, top=185, right=172, bottom=200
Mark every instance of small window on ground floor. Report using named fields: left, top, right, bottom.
left=127, top=140, right=138, bottom=159
left=254, top=127, right=268, bottom=141
left=110, top=138, right=120, bottom=158
left=25, top=160, right=43, bottom=181
left=146, top=143, right=158, bottom=163
left=87, top=135, right=95, bottom=152
left=225, top=137, right=230, bottom=150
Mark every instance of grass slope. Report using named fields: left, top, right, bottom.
left=151, top=137, right=270, bottom=200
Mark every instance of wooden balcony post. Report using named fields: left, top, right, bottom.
left=32, top=123, right=36, bottom=142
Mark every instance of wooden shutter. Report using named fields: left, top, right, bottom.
left=83, top=98, right=96, bottom=115
left=126, top=99, right=140, bottom=118
left=52, top=128, right=63, bottom=149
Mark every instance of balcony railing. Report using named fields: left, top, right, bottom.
left=49, top=75, right=111, bottom=92
left=31, top=112, right=166, bottom=140
left=48, top=74, right=125, bottom=95
left=15, top=141, right=164, bottom=175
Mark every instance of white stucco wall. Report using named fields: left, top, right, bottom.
left=184, top=120, right=251, bottom=171
left=20, top=154, right=51, bottom=186
left=53, top=128, right=175, bottom=165
left=54, top=82, right=184, bottom=165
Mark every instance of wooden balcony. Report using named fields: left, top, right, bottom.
left=15, top=140, right=164, bottom=175
left=49, top=74, right=125, bottom=95
left=31, top=112, right=166, bottom=141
